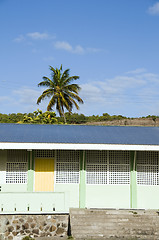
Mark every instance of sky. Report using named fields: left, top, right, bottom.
left=1, top=0, right=159, bottom=117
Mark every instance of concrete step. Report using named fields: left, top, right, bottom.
left=70, top=208, right=158, bottom=215
left=70, top=209, right=159, bottom=239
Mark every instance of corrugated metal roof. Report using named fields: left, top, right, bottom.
left=0, top=123, right=159, bottom=145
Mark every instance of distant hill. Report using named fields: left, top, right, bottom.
left=85, top=118, right=159, bottom=126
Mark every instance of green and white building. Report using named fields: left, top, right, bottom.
left=0, top=123, right=159, bottom=214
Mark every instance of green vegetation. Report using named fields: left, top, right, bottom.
left=0, top=113, right=25, bottom=123
left=37, top=64, right=83, bottom=123
left=22, top=236, right=35, bottom=240
left=20, top=109, right=58, bottom=124
left=0, top=111, right=158, bottom=125
left=58, top=112, right=87, bottom=124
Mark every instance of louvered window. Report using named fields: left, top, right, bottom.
left=109, top=151, right=130, bottom=184
left=86, top=151, right=107, bottom=184
left=34, top=150, right=55, bottom=158
left=137, top=151, right=159, bottom=185
left=6, top=150, right=28, bottom=184
left=56, top=150, right=80, bottom=183
left=86, top=150, right=130, bottom=185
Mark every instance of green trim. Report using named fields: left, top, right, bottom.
left=79, top=150, right=86, bottom=208
left=27, top=151, right=34, bottom=192
left=28, top=151, right=30, bottom=170
left=130, top=151, right=137, bottom=208
left=27, top=170, right=34, bottom=192
left=32, top=150, right=34, bottom=170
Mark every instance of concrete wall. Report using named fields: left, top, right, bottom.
left=137, top=185, right=159, bottom=209
left=86, top=185, right=130, bottom=208
left=55, top=184, right=79, bottom=208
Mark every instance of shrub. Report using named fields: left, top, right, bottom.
left=22, top=236, right=35, bottom=240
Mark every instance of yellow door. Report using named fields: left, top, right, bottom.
left=35, top=158, right=54, bottom=191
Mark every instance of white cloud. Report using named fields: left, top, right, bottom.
left=12, top=87, right=51, bottom=113
left=13, top=35, right=25, bottom=43
left=74, top=45, right=85, bottom=54
left=54, top=41, right=73, bottom=52
left=148, top=2, right=159, bottom=15
left=14, top=33, right=101, bottom=56
left=14, top=32, right=55, bottom=43
left=27, top=32, right=50, bottom=40
left=79, top=69, right=159, bottom=116
left=54, top=41, right=102, bottom=55
left=13, top=87, right=41, bottom=105
left=125, top=68, right=147, bottom=75
left=54, top=41, right=85, bottom=54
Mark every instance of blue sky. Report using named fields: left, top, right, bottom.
left=1, top=0, right=159, bottom=117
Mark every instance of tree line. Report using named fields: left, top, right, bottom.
left=0, top=111, right=158, bottom=125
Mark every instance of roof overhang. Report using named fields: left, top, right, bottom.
left=0, top=142, right=159, bottom=151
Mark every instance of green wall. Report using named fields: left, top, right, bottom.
left=86, top=185, right=130, bottom=208
left=1, top=149, right=159, bottom=210
left=55, top=184, right=79, bottom=208
left=1, top=184, right=27, bottom=192
left=137, top=186, right=159, bottom=209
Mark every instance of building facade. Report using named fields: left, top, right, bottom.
left=0, top=124, right=159, bottom=213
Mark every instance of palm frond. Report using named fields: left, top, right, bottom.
left=37, top=94, right=47, bottom=104
left=57, top=68, right=62, bottom=84
left=59, top=92, right=70, bottom=110
left=64, top=84, right=81, bottom=93
left=42, top=89, right=54, bottom=97
left=38, top=77, right=52, bottom=87
left=49, top=66, right=56, bottom=74
left=63, top=76, right=79, bottom=85
left=47, top=96, right=56, bottom=111
left=37, top=89, right=54, bottom=104
left=60, top=64, right=62, bottom=71
left=67, top=96, right=80, bottom=110
left=63, top=94, right=73, bottom=112
left=61, top=69, right=70, bottom=83
left=67, top=91, right=84, bottom=103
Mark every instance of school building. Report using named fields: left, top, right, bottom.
left=0, top=124, right=159, bottom=214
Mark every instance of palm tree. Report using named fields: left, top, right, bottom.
left=37, top=65, right=84, bottom=123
